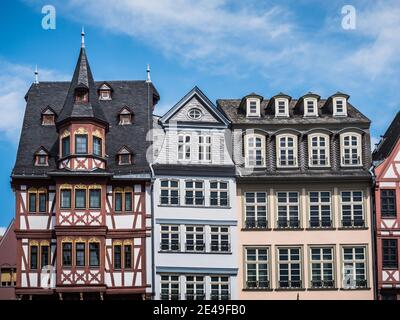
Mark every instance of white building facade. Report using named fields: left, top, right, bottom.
left=152, top=87, right=238, bottom=300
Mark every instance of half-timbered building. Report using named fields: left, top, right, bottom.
left=373, top=111, right=400, bottom=300
left=11, top=33, right=159, bottom=300
left=152, top=87, right=238, bottom=300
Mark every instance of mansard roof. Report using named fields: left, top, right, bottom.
left=372, top=111, right=400, bottom=162
left=160, top=86, right=230, bottom=127
left=12, top=80, right=159, bottom=178
left=56, top=47, right=108, bottom=127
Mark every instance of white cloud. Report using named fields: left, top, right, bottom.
left=0, top=226, right=6, bottom=236
left=0, top=60, right=67, bottom=143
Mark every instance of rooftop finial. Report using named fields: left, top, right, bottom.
left=34, top=65, right=39, bottom=84
left=81, top=26, right=85, bottom=48
left=146, top=64, right=151, bottom=83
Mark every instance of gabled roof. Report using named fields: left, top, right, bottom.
left=373, top=111, right=400, bottom=162
left=41, top=105, right=56, bottom=115
left=0, top=219, right=16, bottom=267
left=119, top=106, right=133, bottom=114
left=56, top=47, right=108, bottom=128
left=98, top=82, right=113, bottom=91
left=159, top=86, right=230, bottom=126
left=117, top=146, right=133, bottom=154
left=34, top=146, right=49, bottom=155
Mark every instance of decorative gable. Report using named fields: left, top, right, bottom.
left=118, top=107, right=133, bottom=125
left=117, top=146, right=133, bottom=165
left=34, top=147, right=49, bottom=166
left=41, top=106, right=56, bottom=126
left=98, top=82, right=113, bottom=100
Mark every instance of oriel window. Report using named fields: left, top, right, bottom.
left=75, top=135, right=88, bottom=154
left=93, top=137, right=102, bottom=156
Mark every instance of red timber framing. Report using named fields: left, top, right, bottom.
left=12, top=178, right=151, bottom=300
left=374, top=137, right=400, bottom=300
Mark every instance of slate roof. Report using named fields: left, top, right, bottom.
left=12, top=80, right=159, bottom=177
left=217, top=98, right=370, bottom=126
left=372, top=111, right=400, bottom=162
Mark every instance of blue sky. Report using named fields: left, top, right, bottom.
left=0, top=0, right=399, bottom=232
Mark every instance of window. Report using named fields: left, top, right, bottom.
left=333, top=98, right=347, bottom=116
left=187, top=108, right=202, bottom=120
left=62, top=136, right=70, bottom=157
left=275, top=99, right=289, bottom=117
left=75, top=134, right=88, bottom=154
left=36, top=155, right=48, bottom=166
left=244, top=192, right=267, bottom=229
left=277, top=192, right=300, bottom=228
left=246, top=99, right=260, bottom=117
left=186, top=276, right=205, bottom=300
left=304, top=99, right=318, bottom=117
left=28, top=189, right=47, bottom=213
left=341, top=133, right=362, bottom=166
left=113, top=241, right=132, bottom=269
left=0, top=268, right=16, bottom=287
left=309, top=191, right=332, bottom=228
left=160, top=180, right=179, bottom=205
left=277, top=134, right=298, bottom=167
left=118, top=108, right=133, bottom=125
left=30, top=244, right=38, bottom=270
left=278, top=247, right=302, bottom=289
left=41, top=115, right=55, bottom=126
left=210, top=226, right=230, bottom=252
left=185, top=226, right=205, bottom=252
left=62, top=242, right=72, bottom=266
left=89, top=242, right=100, bottom=267
left=381, top=190, right=397, bottom=217
left=99, top=90, right=111, bottom=100
left=114, top=192, right=123, bottom=212
left=245, top=134, right=265, bottom=167
left=124, top=243, right=132, bottom=269
left=76, top=242, right=86, bottom=267
left=75, top=189, right=86, bottom=209
left=114, top=188, right=133, bottom=212
left=198, top=136, right=211, bottom=162
left=29, top=192, right=36, bottom=213
left=210, top=181, right=229, bottom=207
left=245, top=247, right=269, bottom=289
left=309, top=134, right=329, bottom=167
left=310, top=247, right=334, bottom=288
left=178, top=135, right=191, bottom=161
left=185, top=181, right=204, bottom=206
left=160, top=225, right=180, bottom=251
left=114, top=243, right=122, bottom=269
left=210, top=276, right=230, bottom=300
left=93, top=137, right=102, bottom=156
left=342, top=246, right=367, bottom=289
left=382, top=239, right=398, bottom=269
left=40, top=243, right=50, bottom=269
left=75, top=88, right=88, bottom=103
left=161, top=275, right=180, bottom=300
left=119, top=154, right=131, bottom=165
left=89, top=189, right=101, bottom=209
left=60, top=189, right=72, bottom=209
left=341, top=191, right=364, bottom=227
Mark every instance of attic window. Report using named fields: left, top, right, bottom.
left=99, top=84, right=112, bottom=101
left=34, top=148, right=49, bottom=166
left=41, top=107, right=56, bottom=125
left=187, top=108, right=202, bottom=120
left=117, top=147, right=133, bottom=165
left=275, top=99, right=289, bottom=117
left=119, top=107, right=133, bottom=125
left=246, top=98, right=260, bottom=117
left=304, top=99, right=318, bottom=117
left=75, top=88, right=89, bottom=103
left=333, top=98, right=347, bottom=116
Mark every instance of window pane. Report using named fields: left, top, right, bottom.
left=62, top=243, right=72, bottom=266
left=124, top=245, right=132, bottom=269
left=89, top=189, right=101, bottom=209
left=62, top=137, right=70, bottom=157
left=114, top=245, right=122, bottom=269
left=125, top=193, right=133, bottom=211
left=29, top=193, right=37, bottom=213
left=75, top=135, right=88, bottom=154
left=75, top=190, right=86, bottom=209
left=93, top=137, right=102, bottom=156
left=61, top=190, right=71, bottom=209
left=41, top=245, right=49, bottom=268
left=115, top=192, right=122, bottom=211
left=30, top=246, right=38, bottom=270
left=89, top=243, right=100, bottom=267
left=38, top=193, right=47, bottom=213
left=76, top=243, right=86, bottom=267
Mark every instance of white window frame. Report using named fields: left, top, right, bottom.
left=160, top=225, right=180, bottom=252
left=333, top=97, right=347, bottom=116
left=178, top=134, right=191, bottom=161
left=341, top=246, right=368, bottom=289
left=187, top=108, right=202, bottom=120
left=160, top=179, right=180, bottom=205
left=244, top=246, right=270, bottom=289
left=304, top=98, right=318, bottom=117
left=340, top=133, right=362, bottom=167
left=275, top=98, right=289, bottom=117
left=308, top=133, right=330, bottom=167
left=185, top=275, right=205, bottom=300
left=277, top=247, right=302, bottom=289
left=340, top=191, right=365, bottom=228
left=309, top=246, right=335, bottom=288
left=244, top=134, right=266, bottom=167
left=244, top=192, right=268, bottom=229
left=160, top=274, right=180, bottom=300
left=210, top=276, right=230, bottom=300
left=210, top=226, right=230, bottom=252
left=308, top=191, right=332, bottom=228
left=246, top=98, right=260, bottom=117
left=276, top=191, right=300, bottom=229
left=276, top=134, right=298, bottom=168
left=184, top=180, right=204, bottom=206
left=198, top=135, right=211, bottom=162
left=185, top=225, right=205, bottom=252
left=210, top=181, right=229, bottom=207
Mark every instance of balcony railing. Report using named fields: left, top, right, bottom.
left=246, top=280, right=270, bottom=289
left=185, top=242, right=205, bottom=252
left=210, top=293, right=230, bottom=300
left=341, top=156, right=361, bottom=166
left=278, top=280, right=302, bottom=289
left=309, top=219, right=332, bottom=228
left=244, top=219, right=268, bottom=229
left=278, top=157, right=297, bottom=167
left=277, top=219, right=300, bottom=229
left=341, top=219, right=365, bottom=228
left=160, top=293, right=180, bottom=300
left=210, top=243, right=231, bottom=252
left=185, top=293, right=205, bottom=300
left=160, top=242, right=180, bottom=251
left=309, top=157, right=329, bottom=166
left=311, top=279, right=334, bottom=288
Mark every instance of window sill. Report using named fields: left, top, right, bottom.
left=340, top=165, right=363, bottom=168
left=276, top=166, right=299, bottom=170
left=308, top=165, right=331, bottom=169
left=242, top=288, right=273, bottom=292
left=305, top=227, right=336, bottom=231
left=241, top=228, right=272, bottom=232
left=157, top=204, right=231, bottom=209
left=275, top=288, right=306, bottom=291
left=273, top=228, right=304, bottom=231
left=340, top=287, right=371, bottom=291
left=158, top=251, right=232, bottom=255
left=338, top=227, right=368, bottom=230
left=307, top=287, right=338, bottom=291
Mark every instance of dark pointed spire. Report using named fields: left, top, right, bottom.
left=57, top=30, right=108, bottom=129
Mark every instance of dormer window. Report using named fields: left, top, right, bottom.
left=41, top=107, right=56, bottom=126
left=304, top=99, right=318, bottom=117
left=34, top=147, right=49, bottom=166
left=117, top=146, right=133, bottom=165
left=333, top=98, right=347, bottom=116
left=119, top=107, right=133, bottom=125
left=275, top=99, right=289, bottom=117
left=75, top=88, right=89, bottom=103
left=98, top=83, right=112, bottom=101
left=246, top=98, right=260, bottom=117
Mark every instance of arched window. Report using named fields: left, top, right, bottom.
left=340, top=133, right=362, bottom=166
left=276, top=134, right=298, bottom=167
left=308, top=133, right=330, bottom=167
left=245, top=134, right=266, bottom=167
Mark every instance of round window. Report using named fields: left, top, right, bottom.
left=187, top=108, right=202, bottom=120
